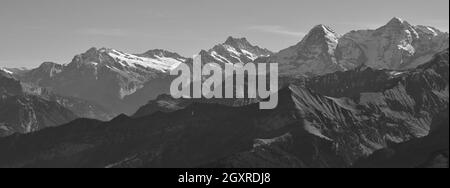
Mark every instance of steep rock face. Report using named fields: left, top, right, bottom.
left=0, top=70, right=23, bottom=96
left=0, top=95, right=78, bottom=137
left=208, top=74, right=447, bottom=167
left=121, top=76, right=176, bottom=114
left=1, top=71, right=107, bottom=136
left=19, top=62, right=64, bottom=85
left=0, top=73, right=77, bottom=137
left=307, top=49, right=449, bottom=115
left=355, top=109, right=449, bottom=168
left=261, top=25, right=343, bottom=76
left=48, top=95, right=114, bottom=121
left=22, top=84, right=115, bottom=121
left=336, top=17, right=449, bottom=70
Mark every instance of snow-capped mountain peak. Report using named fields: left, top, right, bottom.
left=104, top=48, right=184, bottom=72
left=286, top=24, right=341, bottom=55
left=338, top=18, right=449, bottom=70
left=69, top=47, right=186, bottom=73
left=202, top=37, right=272, bottom=64
left=272, top=24, right=344, bottom=76
left=415, top=25, right=443, bottom=37
left=312, top=24, right=337, bottom=34
left=378, top=17, right=415, bottom=34
left=386, top=17, right=407, bottom=26
left=300, top=24, right=340, bottom=46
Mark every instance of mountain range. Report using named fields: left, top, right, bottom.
left=257, top=17, right=448, bottom=76
left=4, top=18, right=448, bottom=117
left=0, top=47, right=447, bottom=167
left=0, top=18, right=448, bottom=168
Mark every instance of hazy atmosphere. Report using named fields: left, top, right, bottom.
left=1, top=0, right=449, bottom=67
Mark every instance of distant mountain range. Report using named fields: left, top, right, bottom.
left=258, top=17, right=448, bottom=76
left=0, top=18, right=448, bottom=168
left=0, top=47, right=447, bottom=168
left=3, top=18, right=447, bottom=118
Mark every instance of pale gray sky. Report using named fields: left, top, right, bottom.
left=0, top=0, right=449, bottom=68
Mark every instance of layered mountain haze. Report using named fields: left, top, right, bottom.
left=6, top=37, right=275, bottom=116
left=21, top=83, right=115, bottom=121
left=5, top=18, right=447, bottom=117
left=1, top=68, right=115, bottom=136
left=0, top=70, right=78, bottom=137
left=0, top=17, right=448, bottom=168
left=0, top=48, right=447, bottom=167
